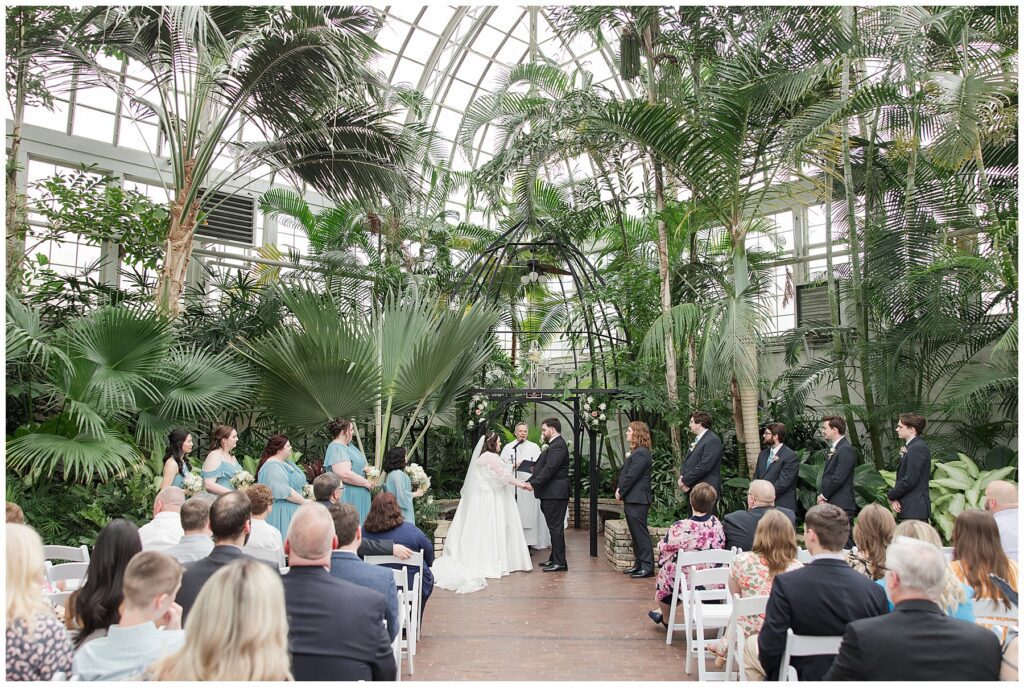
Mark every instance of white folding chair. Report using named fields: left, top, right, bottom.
left=778, top=629, right=843, bottom=681
left=43, top=545, right=90, bottom=564
left=795, top=548, right=813, bottom=564
left=665, top=549, right=736, bottom=646
left=46, top=590, right=73, bottom=610
left=722, top=595, right=770, bottom=682
left=367, top=552, right=425, bottom=642
left=972, top=598, right=1019, bottom=632
left=45, top=562, right=89, bottom=590
left=687, top=566, right=734, bottom=679
left=391, top=568, right=412, bottom=675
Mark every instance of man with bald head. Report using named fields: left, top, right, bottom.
left=139, top=486, right=186, bottom=551
left=984, top=480, right=1018, bottom=559
left=281, top=504, right=396, bottom=681
left=723, top=480, right=797, bottom=552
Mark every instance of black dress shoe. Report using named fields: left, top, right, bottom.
left=630, top=570, right=655, bottom=579
left=648, top=610, right=665, bottom=626
left=539, top=560, right=552, bottom=567
left=542, top=564, right=568, bottom=572
left=623, top=566, right=641, bottom=575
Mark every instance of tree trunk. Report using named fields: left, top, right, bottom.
left=735, top=374, right=761, bottom=477
left=154, top=161, right=201, bottom=317
left=642, top=20, right=684, bottom=465
left=6, top=45, right=28, bottom=293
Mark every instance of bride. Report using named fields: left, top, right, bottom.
left=432, top=431, right=533, bottom=593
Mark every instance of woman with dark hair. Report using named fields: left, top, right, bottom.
left=65, top=519, right=143, bottom=648
left=382, top=447, right=423, bottom=525
left=159, top=428, right=193, bottom=490
left=950, top=510, right=1018, bottom=634
left=202, top=425, right=240, bottom=495
left=362, top=493, right=434, bottom=612
left=323, top=418, right=373, bottom=525
left=256, top=435, right=307, bottom=536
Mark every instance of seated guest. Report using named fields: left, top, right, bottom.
left=313, top=471, right=343, bottom=507
left=845, top=502, right=896, bottom=580
left=985, top=480, right=1018, bottom=559
left=163, top=495, right=215, bottom=563
left=886, top=520, right=973, bottom=620
left=723, top=480, right=796, bottom=552
left=6, top=524, right=74, bottom=681
left=823, top=536, right=1001, bottom=680
left=176, top=491, right=264, bottom=621
left=280, top=504, right=396, bottom=681
left=382, top=446, right=422, bottom=525
left=950, top=509, right=1019, bottom=634
left=138, top=486, right=185, bottom=551
left=328, top=502, right=400, bottom=642
left=243, top=484, right=285, bottom=567
left=72, top=552, right=185, bottom=680
left=362, top=492, right=435, bottom=613
left=710, top=509, right=801, bottom=663
left=6, top=501, right=25, bottom=523
left=753, top=504, right=888, bottom=681
left=67, top=519, right=142, bottom=648
left=148, top=559, right=292, bottom=681
left=647, top=482, right=725, bottom=627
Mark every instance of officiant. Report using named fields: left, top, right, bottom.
left=500, top=423, right=551, bottom=550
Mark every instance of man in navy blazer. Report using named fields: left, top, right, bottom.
left=753, top=422, right=799, bottom=512
left=817, top=416, right=857, bottom=519
left=722, top=480, right=796, bottom=552
left=281, top=504, right=396, bottom=682
left=887, top=413, right=931, bottom=521
left=327, top=502, right=400, bottom=642
left=754, top=504, right=888, bottom=681
left=823, top=536, right=1001, bottom=681
left=678, top=411, right=723, bottom=497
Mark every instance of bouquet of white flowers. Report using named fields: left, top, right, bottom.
left=302, top=484, right=314, bottom=501
left=581, top=395, right=608, bottom=433
left=364, top=464, right=382, bottom=486
left=466, top=394, right=489, bottom=430
left=229, top=470, right=255, bottom=490
left=182, top=472, right=204, bottom=496
left=405, top=462, right=431, bottom=495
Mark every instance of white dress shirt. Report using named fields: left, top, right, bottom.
left=138, top=512, right=184, bottom=552
left=993, top=508, right=1019, bottom=559
left=244, top=517, right=285, bottom=567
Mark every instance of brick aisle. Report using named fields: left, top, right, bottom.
left=408, top=528, right=699, bottom=681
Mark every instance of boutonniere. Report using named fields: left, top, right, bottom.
left=827, top=447, right=836, bottom=458
left=688, top=439, right=698, bottom=451
left=541, top=443, right=549, bottom=452
left=899, top=446, right=907, bottom=456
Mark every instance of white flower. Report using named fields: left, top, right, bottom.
left=587, top=395, right=594, bottom=403
left=467, top=421, right=475, bottom=429
left=599, top=414, right=606, bottom=421
left=599, top=403, right=606, bottom=410
left=182, top=472, right=204, bottom=496
left=365, top=465, right=381, bottom=483
left=302, top=484, right=314, bottom=500
left=541, top=444, right=549, bottom=451
left=229, top=470, right=254, bottom=489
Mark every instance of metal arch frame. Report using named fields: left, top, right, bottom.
left=467, top=386, right=620, bottom=557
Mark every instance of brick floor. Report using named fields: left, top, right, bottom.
left=408, top=528, right=701, bottom=681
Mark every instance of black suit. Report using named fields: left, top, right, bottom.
left=758, top=558, right=888, bottom=681
left=823, top=599, right=1001, bottom=681
left=618, top=446, right=653, bottom=572
left=528, top=434, right=570, bottom=568
left=681, top=430, right=723, bottom=496
left=177, top=545, right=275, bottom=621
left=281, top=565, right=396, bottom=681
left=820, top=436, right=857, bottom=516
left=887, top=437, right=931, bottom=521
left=754, top=444, right=799, bottom=512
left=317, top=500, right=395, bottom=556
left=722, top=506, right=796, bottom=552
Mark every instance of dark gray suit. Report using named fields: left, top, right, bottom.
left=820, top=436, right=857, bottom=516
left=754, top=444, right=799, bottom=512
left=823, top=599, right=1001, bottom=681
left=618, top=446, right=653, bottom=572
left=281, top=565, right=396, bottom=681
left=528, top=434, right=570, bottom=568
left=681, top=429, right=723, bottom=496
left=177, top=545, right=275, bottom=621
left=886, top=437, right=931, bottom=521
left=722, top=506, right=796, bottom=552
left=329, top=550, right=400, bottom=642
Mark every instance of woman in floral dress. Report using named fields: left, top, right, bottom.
left=648, top=482, right=726, bottom=626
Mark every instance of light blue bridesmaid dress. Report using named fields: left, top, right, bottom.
left=258, top=459, right=307, bottom=536
left=202, top=457, right=240, bottom=491
left=383, top=469, right=416, bottom=525
left=325, top=442, right=372, bottom=525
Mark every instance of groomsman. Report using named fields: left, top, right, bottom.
left=678, top=411, right=723, bottom=497
left=616, top=421, right=654, bottom=578
left=888, top=413, right=931, bottom=521
left=818, top=416, right=857, bottom=546
left=754, top=423, right=799, bottom=513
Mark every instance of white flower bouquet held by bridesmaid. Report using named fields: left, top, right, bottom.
left=182, top=472, right=204, bottom=496
left=302, top=484, right=314, bottom=500
left=229, top=470, right=255, bottom=489
left=405, top=462, right=431, bottom=495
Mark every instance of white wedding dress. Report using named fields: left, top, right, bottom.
left=432, top=438, right=533, bottom=593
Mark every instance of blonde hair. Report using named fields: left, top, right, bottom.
left=752, top=509, right=799, bottom=578
left=149, top=558, right=292, bottom=681
left=852, top=503, right=896, bottom=580
left=894, top=520, right=967, bottom=614
left=6, top=524, right=50, bottom=638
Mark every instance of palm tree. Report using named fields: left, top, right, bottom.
left=52, top=6, right=411, bottom=316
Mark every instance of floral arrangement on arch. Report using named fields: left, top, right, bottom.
left=229, top=470, right=255, bottom=490
left=182, top=472, right=204, bottom=496
left=581, top=395, right=609, bottom=433
left=466, top=393, right=489, bottom=430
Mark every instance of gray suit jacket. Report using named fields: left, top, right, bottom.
left=681, top=429, right=723, bottom=496
left=163, top=534, right=214, bottom=564
left=329, top=551, right=400, bottom=642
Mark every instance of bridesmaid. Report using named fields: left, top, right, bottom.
left=256, top=435, right=307, bottom=536
left=160, top=428, right=193, bottom=489
left=202, top=425, right=240, bottom=495
left=382, top=446, right=423, bottom=525
left=324, top=419, right=373, bottom=525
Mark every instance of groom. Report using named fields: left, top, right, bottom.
left=527, top=418, right=570, bottom=572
